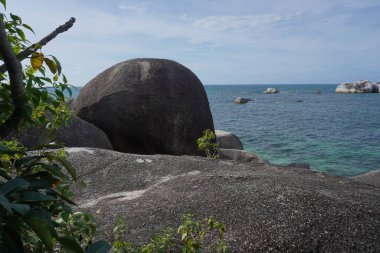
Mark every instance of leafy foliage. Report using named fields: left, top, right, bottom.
left=113, top=213, right=228, bottom=253
left=197, top=129, right=219, bottom=159
left=0, top=1, right=110, bottom=252
left=0, top=0, right=73, bottom=135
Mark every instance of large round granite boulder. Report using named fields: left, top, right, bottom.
left=74, top=58, right=214, bottom=155
left=68, top=148, right=380, bottom=252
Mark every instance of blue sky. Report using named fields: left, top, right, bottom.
left=8, top=0, right=380, bottom=85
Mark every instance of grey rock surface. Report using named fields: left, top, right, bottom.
left=68, top=148, right=380, bottom=253
left=218, top=148, right=266, bottom=164
left=263, top=88, right=280, bottom=94
left=215, top=130, right=244, bottom=150
left=374, top=83, right=380, bottom=93
left=352, top=169, right=380, bottom=188
left=8, top=116, right=113, bottom=150
left=74, top=58, right=214, bottom=156
left=336, top=80, right=375, bottom=93
left=233, top=97, right=250, bottom=104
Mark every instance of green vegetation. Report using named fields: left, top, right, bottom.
left=113, top=213, right=228, bottom=253
left=0, top=1, right=110, bottom=252
left=197, top=129, right=219, bottom=159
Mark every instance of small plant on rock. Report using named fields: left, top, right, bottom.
left=113, top=213, right=228, bottom=253
left=197, top=129, right=219, bottom=159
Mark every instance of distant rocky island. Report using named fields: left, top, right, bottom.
left=336, top=80, right=380, bottom=93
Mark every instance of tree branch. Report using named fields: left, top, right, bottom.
left=0, top=20, right=25, bottom=138
left=0, top=17, right=76, bottom=74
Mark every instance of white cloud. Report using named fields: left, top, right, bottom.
left=192, top=13, right=303, bottom=32
left=118, top=2, right=147, bottom=14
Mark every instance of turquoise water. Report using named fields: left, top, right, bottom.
left=205, top=84, right=380, bottom=177
left=71, top=84, right=380, bottom=177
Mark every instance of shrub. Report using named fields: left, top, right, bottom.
left=113, top=213, right=228, bottom=253
left=197, top=129, right=219, bottom=159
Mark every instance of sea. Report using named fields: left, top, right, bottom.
left=70, top=84, right=380, bottom=177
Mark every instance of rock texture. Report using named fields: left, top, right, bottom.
left=263, top=88, right=280, bottom=94
left=335, top=80, right=375, bottom=93
left=215, top=130, right=244, bottom=150
left=8, top=116, right=113, bottom=150
left=374, top=83, right=380, bottom=93
left=69, top=148, right=380, bottom=253
left=352, top=169, right=380, bottom=188
left=219, top=148, right=266, bottom=163
left=233, top=97, right=250, bottom=104
left=74, top=58, right=214, bottom=155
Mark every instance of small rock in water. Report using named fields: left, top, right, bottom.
left=234, top=97, right=250, bottom=104
left=263, top=88, right=280, bottom=94
left=295, top=99, right=303, bottom=103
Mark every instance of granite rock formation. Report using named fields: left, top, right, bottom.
left=215, top=130, right=244, bottom=150
left=352, top=169, right=380, bottom=188
left=8, top=116, right=113, bottom=150
left=68, top=148, right=380, bottom=253
left=74, top=58, right=214, bottom=155
left=335, top=80, right=375, bottom=93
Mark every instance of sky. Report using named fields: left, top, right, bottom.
left=7, top=0, right=380, bottom=85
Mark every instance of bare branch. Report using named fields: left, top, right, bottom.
left=0, top=17, right=76, bottom=74
left=0, top=20, right=25, bottom=138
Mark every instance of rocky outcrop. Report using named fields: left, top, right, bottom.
left=74, top=58, right=214, bottom=155
left=263, top=88, right=280, bottom=94
left=233, top=97, right=250, bottom=104
left=8, top=116, right=113, bottom=150
left=352, top=169, right=380, bottom=188
left=374, top=83, right=380, bottom=93
left=335, top=80, right=375, bottom=93
left=219, top=148, right=266, bottom=163
left=215, top=130, right=244, bottom=150
left=69, top=148, right=380, bottom=252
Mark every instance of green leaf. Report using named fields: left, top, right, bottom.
left=0, top=195, right=30, bottom=215
left=54, top=155, right=77, bottom=181
left=52, top=56, right=62, bottom=75
left=0, top=178, right=29, bottom=195
left=57, top=237, right=84, bottom=253
left=15, top=28, right=25, bottom=41
left=22, top=23, right=34, bottom=34
left=55, top=89, right=64, bottom=101
left=62, top=74, right=68, bottom=84
left=85, top=240, right=112, bottom=253
left=51, top=189, right=77, bottom=206
left=0, top=0, right=6, bottom=9
left=9, top=13, right=21, bottom=22
left=22, top=208, right=58, bottom=252
left=44, top=57, right=57, bottom=74
left=15, top=155, right=43, bottom=169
